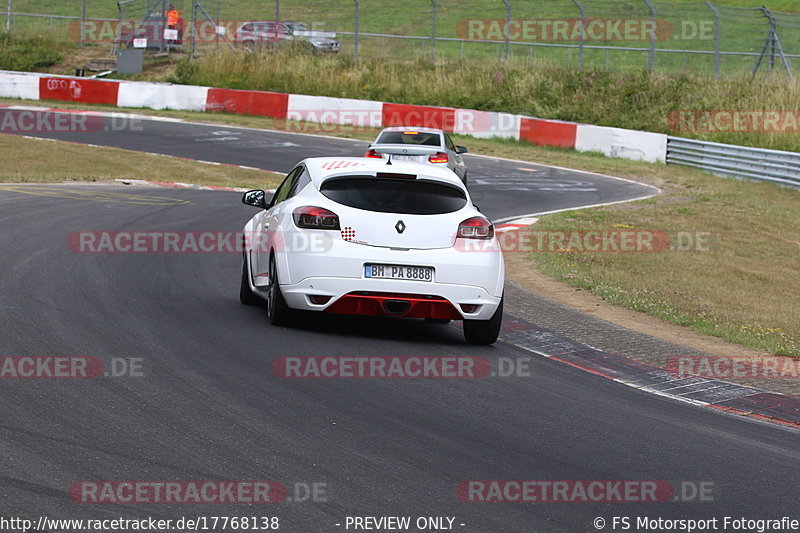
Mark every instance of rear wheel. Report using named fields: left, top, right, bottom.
left=239, top=252, right=261, bottom=306
left=463, top=296, right=503, bottom=345
left=242, top=40, right=256, bottom=53
left=266, top=255, right=292, bottom=326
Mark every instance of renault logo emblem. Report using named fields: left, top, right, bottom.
left=395, top=220, right=406, bottom=234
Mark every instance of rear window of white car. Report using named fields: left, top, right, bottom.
left=319, top=176, right=467, bottom=214
left=376, top=131, right=441, bottom=147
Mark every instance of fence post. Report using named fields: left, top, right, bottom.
left=215, top=0, right=220, bottom=50
left=571, top=0, right=584, bottom=69
left=5, top=0, right=10, bottom=31
left=641, top=0, right=656, bottom=72
left=752, top=7, right=792, bottom=79
left=190, top=0, right=196, bottom=59
left=705, top=1, right=720, bottom=78
left=80, top=0, right=86, bottom=46
left=182, top=0, right=186, bottom=52
left=502, top=0, right=510, bottom=62
left=161, top=0, right=166, bottom=53
left=275, top=0, right=279, bottom=22
left=430, top=0, right=436, bottom=61
left=353, top=0, right=359, bottom=61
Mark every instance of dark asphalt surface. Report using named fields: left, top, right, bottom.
left=0, top=109, right=657, bottom=221
left=0, top=113, right=797, bottom=532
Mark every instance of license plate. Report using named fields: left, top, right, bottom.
left=364, top=264, right=433, bottom=282
left=392, top=155, right=421, bottom=161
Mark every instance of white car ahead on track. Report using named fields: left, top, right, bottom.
left=365, top=127, right=469, bottom=185
left=239, top=157, right=505, bottom=344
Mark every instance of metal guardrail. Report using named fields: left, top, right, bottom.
left=667, top=136, right=800, bottom=188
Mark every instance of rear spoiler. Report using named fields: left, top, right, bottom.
left=369, top=144, right=440, bottom=156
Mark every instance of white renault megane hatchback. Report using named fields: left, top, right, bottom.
left=239, top=157, right=504, bottom=344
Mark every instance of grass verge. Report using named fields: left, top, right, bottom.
left=170, top=48, right=800, bottom=153
left=0, top=133, right=283, bottom=189
left=0, top=98, right=798, bottom=356
left=528, top=176, right=800, bottom=357
left=0, top=31, right=67, bottom=71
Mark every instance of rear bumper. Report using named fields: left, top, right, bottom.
left=271, top=227, right=504, bottom=320
left=279, top=235, right=504, bottom=292
left=281, top=278, right=502, bottom=321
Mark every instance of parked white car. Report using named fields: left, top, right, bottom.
left=240, top=157, right=504, bottom=344
left=366, top=127, right=469, bottom=185
left=234, top=20, right=340, bottom=54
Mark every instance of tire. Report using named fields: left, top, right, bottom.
left=239, top=252, right=261, bottom=306
left=266, top=255, right=292, bottom=326
left=461, top=170, right=468, bottom=188
left=425, top=318, right=451, bottom=325
left=463, top=296, right=503, bottom=345
left=243, top=40, right=256, bottom=53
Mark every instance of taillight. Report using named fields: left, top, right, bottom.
left=365, top=149, right=382, bottom=159
left=429, top=152, right=449, bottom=164
left=292, top=206, right=340, bottom=230
left=457, top=216, right=494, bottom=239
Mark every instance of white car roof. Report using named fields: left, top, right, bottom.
left=301, top=157, right=464, bottom=188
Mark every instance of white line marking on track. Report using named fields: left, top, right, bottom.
left=492, top=193, right=660, bottom=225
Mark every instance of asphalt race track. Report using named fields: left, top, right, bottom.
left=0, top=111, right=798, bottom=532
left=0, top=109, right=656, bottom=221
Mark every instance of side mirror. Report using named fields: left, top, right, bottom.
left=242, top=190, right=267, bottom=209
left=456, top=146, right=468, bottom=154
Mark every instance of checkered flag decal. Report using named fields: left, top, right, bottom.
left=341, top=226, right=356, bottom=241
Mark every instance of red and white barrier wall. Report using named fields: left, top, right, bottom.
left=1, top=72, right=41, bottom=100
left=287, top=94, right=383, bottom=127
left=119, top=81, right=208, bottom=111
left=0, top=70, right=666, bottom=163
